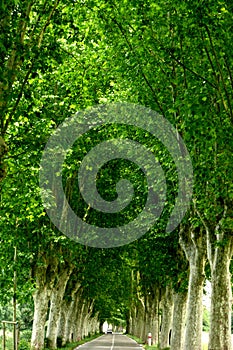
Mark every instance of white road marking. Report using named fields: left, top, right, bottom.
left=110, top=334, right=115, bottom=350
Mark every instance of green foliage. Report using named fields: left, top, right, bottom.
left=0, top=0, right=233, bottom=346
left=19, top=338, right=31, bottom=350
left=0, top=304, right=13, bottom=321
left=202, top=307, right=210, bottom=332
left=0, top=335, right=14, bottom=350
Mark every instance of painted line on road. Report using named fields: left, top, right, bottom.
left=110, top=334, right=115, bottom=350
left=75, top=334, right=106, bottom=349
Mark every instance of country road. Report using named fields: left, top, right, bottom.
left=76, top=334, right=143, bottom=350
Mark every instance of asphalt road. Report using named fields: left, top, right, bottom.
left=76, top=334, right=143, bottom=350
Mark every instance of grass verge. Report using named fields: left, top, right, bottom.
left=125, top=334, right=170, bottom=350
left=55, top=333, right=102, bottom=350
left=125, top=334, right=144, bottom=345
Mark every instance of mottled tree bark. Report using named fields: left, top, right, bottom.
left=208, top=234, right=233, bottom=350
left=66, top=288, right=84, bottom=342
left=179, top=226, right=206, bottom=350
left=196, top=203, right=233, bottom=350
left=31, top=286, right=51, bottom=350
left=170, top=290, right=187, bottom=350
left=31, top=256, right=58, bottom=350
left=143, top=286, right=160, bottom=346
left=46, top=266, right=73, bottom=348
left=57, top=301, right=68, bottom=346
left=160, top=284, right=173, bottom=349
left=60, top=282, right=82, bottom=346
left=134, top=298, right=145, bottom=340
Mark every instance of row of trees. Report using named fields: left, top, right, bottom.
left=1, top=1, right=233, bottom=350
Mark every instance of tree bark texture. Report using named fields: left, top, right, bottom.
left=143, top=287, right=160, bottom=346
left=31, top=286, right=51, bottom=350
left=208, top=235, right=233, bottom=350
left=31, top=256, right=58, bottom=350
left=46, top=266, right=73, bottom=348
left=160, top=285, right=173, bottom=349
left=170, top=290, right=187, bottom=350
left=179, top=226, right=206, bottom=350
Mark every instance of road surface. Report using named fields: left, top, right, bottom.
left=76, top=334, right=143, bottom=349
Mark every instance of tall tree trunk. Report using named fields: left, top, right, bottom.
left=131, top=305, right=137, bottom=336
left=170, top=290, right=187, bottom=350
left=64, top=299, right=76, bottom=343
left=208, top=234, right=233, bottom=350
left=184, top=261, right=205, bottom=350
left=75, top=300, right=86, bottom=340
left=31, top=286, right=50, bottom=350
left=179, top=226, right=206, bottom=350
left=60, top=282, right=81, bottom=345
left=143, top=286, right=160, bottom=345
left=31, top=256, right=58, bottom=350
left=160, top=284, right=173, bottom=349
left=196, top=203, right=233, bottom=350
left=134, top=298, right=145, bottom=340
left=127, top=306, right=134, bottom=335
left=88, top=313, right=99, bottom=335
left=65, top=288, right=83, bottom=342
left=46, top=266, right=73, bottom=349
left=57, top=301, right=68, bottom=347
left=138, top=301, right=146, bottom=341
left=69, top=291, right=86, bottom=341
left=79, top=300, right=92, bottom=339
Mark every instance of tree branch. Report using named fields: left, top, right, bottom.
left=202, top=23, right=233, bottom=120
left=3, top=62, right=34, bottom=134
left=37, top=0, right=61, bottom=48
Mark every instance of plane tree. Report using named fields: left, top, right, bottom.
left=90, top=1, right=233, bottom=349
left=1, top=2, right=233, bottom=350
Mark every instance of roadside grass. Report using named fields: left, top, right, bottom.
left=144, top=345, right=170, bottom=350
left=125, top=334, right=144, bottom=345
left=127, top=333, right=209, bottom=350
left=126, top=334, right=170, bottom=350
left=144, top=346, right=167, bottom=350
left=0, top=331, right=101, bottom=350
left=0, top=335, right=14, bottom=350
left=55, top=333, right=102, bottom=350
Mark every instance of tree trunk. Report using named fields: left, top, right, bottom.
left=88, top=313, right=99, bottom=335
left=82, top=301, right=92, bottom=338
left=179, top=226, right=206, bottom=350
left=208, top=235, right=233, bottom=350
left=64, top=298, right=76, bottom=343
left=60, top=282, right=81, bottom=345
left=170, top=290, right=187, bottom=350
left=138, top=301, right=146, bottom=341
left=57, top=301, right=68, bottom=346
left=160, top=285, right=173, bottom=349
left=65, top=288, right=83, bottom=342
left=134, top=299, right=145, bottom=340
left=126, top=309, right=132, bottom=334
left=31, top=286, right=50, bottom=350
left=31, top=256, right=58, bottom=350
left=69, top=292, right=85, bottom=341
left=185, top=261, right=205, bottom=350
left=130, top=305, right=137, bottom=336
left=143, top=287, right=160, bottom=345
left=46, top=266, right=73, bottom=349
